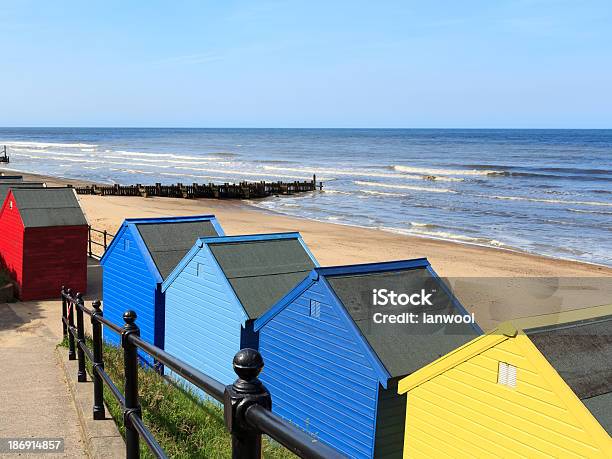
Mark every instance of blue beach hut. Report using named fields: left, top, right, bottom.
left=161, top=232, right=318, bottom=388
left=100, top=215, right=224, bottom=363
left=254, top=259, right=483, bottom=459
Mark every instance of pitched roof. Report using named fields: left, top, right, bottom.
left=208, top=235, right=316, bottom=319
left=136, top=220, right=220, bottom=280
left=0, top=182, right=45, bottom=202
left=525, top=315, right=612, bottom=434
left=9, top=188, right=87, bottom=228
left=511, top=303, right=612, bottom=331
left=325, top=264, right=480, bottom=378
left=582, top=392, right=612, bottom=436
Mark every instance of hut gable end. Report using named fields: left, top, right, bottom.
left=0, top=190, right=26, bottom=284
left=160, top=232, right=318, bottom=390
left=254, top=259, right=482, bottom=459
left=0, top=188, right=88, bottom=300
left=100, top=215, right=224, bottom=366
left=101, top=226, right=159, bottom=353
left=257, top=279, right=383, bottom=459
left=398, top=326, right=612, bottom=457
left=164, top=244, right=248, bottom=388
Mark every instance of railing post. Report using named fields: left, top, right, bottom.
left=122, top=310, right=141, bottom=459
left=88, top=226, right=92, bottom=258
left=224, top=349, right=271, bottom=459
left=103, top=230, right=107, bottom=251
left=61, top=286, right=67, bottom=338
left=75, top=293, right=87, bottom=382
left=91, top=300, right=105, bottom=420
left=67, top=289, right=76, bottom=361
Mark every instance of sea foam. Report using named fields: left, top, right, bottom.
left=393, top=165, right=505, bottom=177
left=355, top=180, right=457, bottom=194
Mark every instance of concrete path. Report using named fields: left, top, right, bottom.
left=0, top=260, right=107, bottom=457
left=0, top=300, right=87, bottom=457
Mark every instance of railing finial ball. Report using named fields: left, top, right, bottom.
left=92, top=299, right=102, bottom=310
left=232, top=348, right=264, bottom=382
left=75, top=292, right=83, bottom=300
left=123, top=310, right=137, bottom=324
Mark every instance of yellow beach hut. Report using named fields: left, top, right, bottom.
left=397, top=306, right=612, bottom=458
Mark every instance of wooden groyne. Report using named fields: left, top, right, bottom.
left=73, top=175, right=322, bottom=199
left=0, top=146, right=9, bottom=164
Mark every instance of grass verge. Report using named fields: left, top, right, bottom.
left=60, top=337, right=294, bottom=458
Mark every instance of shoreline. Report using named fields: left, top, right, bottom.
left=4, top=166, right=612, bottom=273
left=248, top=199, right=612, bottom=270
left=3, top=166, right=612, bottom=330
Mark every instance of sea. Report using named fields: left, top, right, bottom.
left=0, top=128, right=610, bottom=266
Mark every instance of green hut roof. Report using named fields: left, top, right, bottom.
left=136, top=220, right=219, bottom=280
left=9, top=188, right=87, bottom=228
left=327, top=268, right=479, bottom=378
left=0, top=182, right=45, bottom=203
left=209, top=238, right=315, bottom=319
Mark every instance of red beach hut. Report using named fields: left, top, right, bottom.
left=0, top=188, right=88, bottom=300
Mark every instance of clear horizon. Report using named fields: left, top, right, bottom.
left=1, top=1, right=611, bottom=128
left=1, top=126, right=612, bottom=130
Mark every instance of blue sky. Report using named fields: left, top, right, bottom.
left=1, top=1, right=611, bottom=128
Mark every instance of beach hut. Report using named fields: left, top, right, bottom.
left=396, top=307, right=612, bottom=458
left=161, top=232, right=318, bottom=387
left=254, top=259, right=481, bottom=459
left=100, top=215, right=224, bottom=363
left=0, top=187, right=88, bottom=300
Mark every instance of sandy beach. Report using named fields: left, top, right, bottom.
left=5, top=169, right=612, bottom=330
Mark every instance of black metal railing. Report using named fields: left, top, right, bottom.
left=61, top=287, right=343, bottom=459
left=88, top=226, right=114, bottom=260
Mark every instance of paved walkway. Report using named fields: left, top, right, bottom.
left=0, top=261, right=105, bottom=457
left=0, top=300, right=86, bottom=457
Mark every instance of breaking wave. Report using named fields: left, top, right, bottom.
left=567, top=208, right=612, bottom=216
left=11, top=150, right=86, bottom=158
left=360, top=190, right=405, bottom=197
left=393, top=165, right=506, bottom=177
left=264, top=165, right=461, bottom=181
left=264, top=165, right=422, bottom=180
left=355, top=180, right=457, bottom=194
left=482, top=194, right=612, bottom=207
left=115, top=150, right=222, bottom=161
left=3, top=140, right=98, bottom=149
left=380, top=226, right=507, bottom=248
